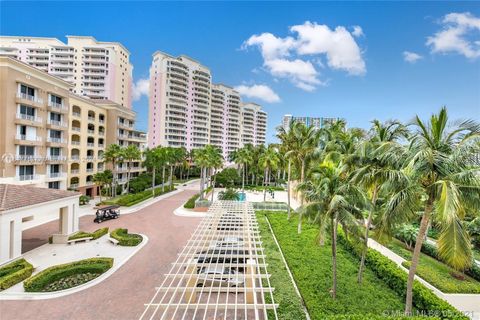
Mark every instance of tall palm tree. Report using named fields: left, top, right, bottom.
left=352, top=120, right=409, bottom=283
left=122, top=144, right=141, bottom=193
left=233, top=147, right=252, bottom=190
left=288, top=122, right=320, bottom=233
left=193, top=147, right=210, bottom=199
left=259, top=145, right=280, bottom=201
left=277, top=122, right=297, bottom=220
left=104, top=144, right=122, bottom=197
left=93, top=170, right=112, bottom=202
left=206, top=146, right=224, bottom=202
left=144, top=147, right=162, bottom=197
left=380, top=107, right=480, bottom=314
left=298, top=160, right=366, bottom=299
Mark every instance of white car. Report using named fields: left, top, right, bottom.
left=196, top=266, right=244, bottom=287
left=209, top=236, right=244, bottom=249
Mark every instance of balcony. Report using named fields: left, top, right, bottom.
left=72, top=112, right=81, bottom=118
left=47, top=119, right=68, bottom=128
left=47, top=137, right=66, bottom=144
left=46, top=155, right=67, bottom=162
left=15, top=135, right=42, bottom=146
left=88, top=116, right=95, bottom=122
left=86, top=168, right=94, bottom=173
left=14, top=155, right=43, bottom=164
left=117, top=133, right=129, bottom=139
left=48, top=172, right=65, bottom=179
left=71, top=169, right=79, bottom=174
left=71, top=141, right=81, bottom=146
left=98, top=144, right=105, bottom=148
left=16, top=174, right=39, bottom=182
left=71, top=155, right=80, bottom=161
left=16, top=93, right=43, bottom=105
left=87, top=142, right=95, bottom=147
left=69, top=183, right=79, bottom=189
left=47, top=100, right=68, bottom=112
left=72, top=127, right=81, bottom=132
left=85, top=181, right=95, bottom=186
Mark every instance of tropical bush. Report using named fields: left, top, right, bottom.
left=23, top=258, right=113, bottom=292
left=217, top=188, right=240, bottom=200
left=394, top=224, right=419, bottom=250
left=68, top=228, right=109, bottom=241
left=467, top=218, right=480, bottom=250
left=184, top=194, right=200, bottom=209
left=110, top=228, right=143, bottom=246
left=0, top=258, right=34, bottom=290
left=79, top=195, right=90, bottom=205
left=213, top=168, right=241, bottom=188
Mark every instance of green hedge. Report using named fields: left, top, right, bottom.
left=338, top=234, right=467, bottom=320
left=68, top=228, right=109, bottom=241
left=23, top=258, right=113, bottom=292
left=0, top=258, right=34, bottom=290
left=110, top=228, right=143, bottom=246
left=101, top=185, right=175, bottom=207
left=184, top=194, right=200, bottom=209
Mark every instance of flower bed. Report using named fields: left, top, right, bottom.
left=0, top=258, right=34, bottom=290
left=23, top=258, right=113, bottom=292
left=110, top=228, right=143, bottom=246
left=68, top=227, right=109, bottom=241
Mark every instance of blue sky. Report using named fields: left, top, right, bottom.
left=1, top=1, right=479, bottom=143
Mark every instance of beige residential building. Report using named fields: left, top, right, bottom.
left=210, top=84, right=241, bottom=160
left=241, top=102, right=267, bottom=147
left=0, top=35, right=133, bottom=108
left=0, top=56, right=71, bottom=189
left=0, top=57, right=146, bottom=196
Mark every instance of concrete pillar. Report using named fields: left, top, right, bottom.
left=0, top=216, right=11, bottom=264
left=184, top=258, right=198, bottom=303
left=245, top=259, right=256, bottom=304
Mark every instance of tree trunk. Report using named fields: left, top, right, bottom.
left=405, top=197, right=434, bottom=314
left=211, top=168, right=216, bottom=202
left=358, top=187, right=378, bottom=284
left=169, top=165, right=173, bottom=188
left=126, top=162, right=131, bottom=194
left=186, top=167, right=190, bottom=180
left=263, top=168, right=267, bottom=201
left=331, top=215, right=338, bottom=299
left=287, top=160, right=292, bottom=220
left=200, top=167, right=205, bottom=199
left=152, top=167, right=156, bottom=198
left=162, top=166, right=165, bottom=193
left=298, top=159, right=306, bottom=234
left=242, top=163, right=245, bottom=190
left=112, top=160, right=116, bottom=197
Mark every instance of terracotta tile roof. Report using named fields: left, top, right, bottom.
left=0, top=184, right=80, bottom=212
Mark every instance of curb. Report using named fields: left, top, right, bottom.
left=0, top=234, right=149, bottom=300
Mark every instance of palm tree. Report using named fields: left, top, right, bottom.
left=206, top=146, right=224, bottom=202
left=352, top=120, right=408, bottom=283
left=288, top=122, right=320, bottom=233
left=104, top=144, right=122, bottom=197
left=298, top=160, right=366, bottom=299
left=233, top=147, right=253, bottom=190
left=193, top=147, right=210, bottom=199
left=122, top=144, right=141, bottom=193
left=259, top=145, right=280, bottom=201
left=380, top=107, right=480, bottom=314
left=277, top=122, right=297, bottom=220
left=92, top=170, right=112, bottom=202
left=144, top=147, right=162, bottom=197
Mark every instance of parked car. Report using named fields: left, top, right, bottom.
left=93, top=205, right=120, bottom=223
left=196, top=266, right=244, bottom=287
left=196, top=249, right=250, bottom=265
left=210, top=236, right=244, bottom=249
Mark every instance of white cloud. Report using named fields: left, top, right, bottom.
left=132, top=78, right=149, bottom=101
left=352, top=25, right=364, bottom=37
left=242, top=21, right=366, bottom=91
left=234, top=84, right=281, bottom=103
left=426, top=12, right=480, bottom=59
left=403, top=51, right=423, bottom=63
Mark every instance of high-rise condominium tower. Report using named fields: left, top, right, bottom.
left=241, top=103, right=267, bottom=146
left=282, top=115, right=341, bottom=131
left=149, top=51, right=211, bottom=150
left=0, top=35, right=133, bottom=107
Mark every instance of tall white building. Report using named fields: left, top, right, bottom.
left=211, top=84, right=241, bottom=159
left=282, top=115, right=341, bottom=131
left=149, top=51, right=211, bottom=150
left=0, top=35, right=133, bottom=108
left=241, top=103, right=267, bottom=147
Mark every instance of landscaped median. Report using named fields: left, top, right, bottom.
left=257, top=211, right=467, bottom=320
left=100, top=185, right=176, bottom=207
left=110, top=228, right=143, bottom=246
left=23, top=258, right=113, bottom=292
left=0, top=259, right=34, bottom=291
left=68, top=227, right=109, bottom=241
left=183, top=186, right=213, bottom=209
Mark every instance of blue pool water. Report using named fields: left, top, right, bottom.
left=238, top=192, right=246, bottom=201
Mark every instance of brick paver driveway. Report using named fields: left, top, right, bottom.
left=0, top=188, right=201, bottom=320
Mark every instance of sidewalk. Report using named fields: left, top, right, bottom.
left=367, top=238, right=480, bottom=320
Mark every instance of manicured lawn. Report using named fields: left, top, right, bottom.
left=381, top=238, right=480, bottom=294
left=259, top=211, right=407, bottom=319
left=256, top=213, right=307, bottom=320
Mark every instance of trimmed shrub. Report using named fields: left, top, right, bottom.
left=79, top=195, right=91, bottom=205
left=68, top=228, right=109, bottom=241
left=110, top=228, right=143, bottom=246
left=23, top=258, right=113, bottom=292
left=0, top=258, right=34, bottom=290
left=184, top=194, right=200, bottom=209
left=338, top=234, right=468, bottom=320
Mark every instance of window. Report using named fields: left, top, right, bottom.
left=18, top=146, right=35, bottom=156
left=50, top=94, right=62, bottom=105
left=50, top=164, right=60, bottom=174
left=19, top=125, right=27, bottom=136
left=50, top=147, right=61, bottom=156
left=20, top=84, right=35, bottom=97
left=19, top=165, right=34, bottom=176
left=19, top=105, right=35, bottom=116
left=50, top=112, right=61, bottom=121
left=48, top=181, right=60, bottom=189
left=49, top=130, right=62, bottom=139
